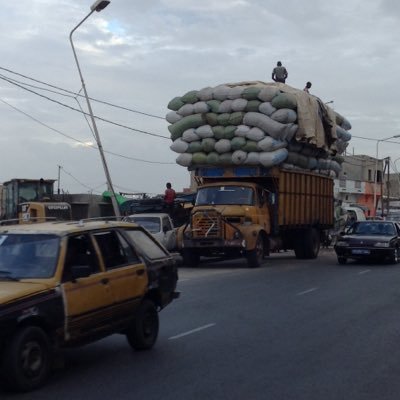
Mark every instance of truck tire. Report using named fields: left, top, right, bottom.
left=296, top=228, right=320, bottom=259
left=182, top=249, right=200, bottom=267
left=2, top=326, right=51, bottom=392
left=246, top=235, right=264, bottom=268
left=126, top=300, right=159, bottom=351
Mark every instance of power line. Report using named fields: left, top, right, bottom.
left=0, top=65, right=164, bottom=120
left=0, top=97, right=174, bottom=165
left=0, top=75, right=169, bottom=140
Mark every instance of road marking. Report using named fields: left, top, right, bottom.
left=297, top=287, right=318, bottom=296
left=168, top=323, right=216, bottom=340
left=358, top=269, right=370, bottom=275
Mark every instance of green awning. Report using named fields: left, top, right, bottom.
left=102, top=191, right=127, bottom=205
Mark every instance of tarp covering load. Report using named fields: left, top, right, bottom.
left=166, top=81, right=352, bottom=176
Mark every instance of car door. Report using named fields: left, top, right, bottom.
left=91, top=230, right=148, bottom=327
left=61, top=234, right=114, bottom=342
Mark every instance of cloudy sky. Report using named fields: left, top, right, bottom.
left=1, top=0, right=400, bottom=196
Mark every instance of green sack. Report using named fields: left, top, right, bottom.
left=228, top=112, right=245, bottom=125
left=187, top=141, right=202, bottom=153
left=242, top=87, right=261, bottom=100
left=271, top=93, right=297, bottom=110
left=219, top=152, right=233, bottom=165
left=207, top=152, right=220, bottom=164
left=201, top=138, right=216, bottom=153
left=206, top=100, right=221, bottom=113
left=243, top=140, right=259, bottom=152
left=205, top=113, right=218, bottom=126
left=168, top=114, right=206, bottom=140
left=245, top=100, right=262, bottom=112
left=223, top=126, right=236, bottom=139
left=181, top=90, right=199, bottom=104
left=168, top=97, right=185, bottom=111
left=231, top=136, right=246, bottom=151
left=212, top=126, right=225, bottom=139
left=192, top=152, right=208, bottom=164
left=217, top=113, right=231, bottom=126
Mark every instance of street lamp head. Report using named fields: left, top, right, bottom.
left=90, top=0, right=110, bottom=12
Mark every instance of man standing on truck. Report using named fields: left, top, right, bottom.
left=164, top=182, right=176, bottom=216
left=272, top=61, right=288, bottom=83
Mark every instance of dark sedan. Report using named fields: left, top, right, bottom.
left=334, top=220, right=400, bottom=264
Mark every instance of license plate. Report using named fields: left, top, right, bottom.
left=352, top=249, right=370, bottom=255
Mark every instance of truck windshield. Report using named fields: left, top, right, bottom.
left=130, top=217, right=161, bottom=234
left=196, top=186, right=254, bottom=206
left=0, top=234, right=59, bottom=279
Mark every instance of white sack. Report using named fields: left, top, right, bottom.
left=197, top=87, right=214, bottom=101
left=259, top=149, right=288, bottom=167
left=213, top=85, right=231, bottom=101
left=170, top=138, right=189, bottom=153
left=166, top=111, right=183, bottom=124
left=235, top=125, right=250, bottom=137
left=246, top=127, right=265, bottom=142
left=231, top=98, right=248, bottom=112
left=195, top=125, right=214, bottom=138
left=258, top=87, right=280, bottom=102
left=215, top=139, right=232, bottom=153
left=193, top=101, right=210, bottom=114
left=245, top=152, right=260, bottom=165
left=228, top=86, right=244, bottom=99
left=232, top=150, right=247, bottom=165
left=182, top=128, right=200, bottom=143
left=271, top=108, right=297, bottom=124
left=259, top=102, right=277, bottom=116
left=257, top=136, right=287, bottom=152
left=218, top=100, right=233, bottom=113
left=177, top=103, right=195, bottom=117
left=176, top=153, right=192, bottom=167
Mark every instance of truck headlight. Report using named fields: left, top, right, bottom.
left=233, top=231, right=241, bottom=239
left=374, top=242, right=390, bottom=247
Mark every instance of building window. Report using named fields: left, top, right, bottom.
left=355, top=181, right=361, bottom=189
left=368, top=169, right=372, bottom=181
left=339, top=179, right=346, bottom=188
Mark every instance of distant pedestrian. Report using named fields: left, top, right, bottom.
left=272, top=61, right=288, bottom=83
left=164, top=182, right=176, bottom=215
left=303, top=81, right=312, bottom=93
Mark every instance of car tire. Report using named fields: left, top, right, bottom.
left=2, top=326, right=51, bottom=392
left=126, top=300, right=159, bottom=351
left=246, top=235, right=264, bottom=268
left=337, top=256, right=347, bottom=265
left=390, top=247, right=400, bottom=264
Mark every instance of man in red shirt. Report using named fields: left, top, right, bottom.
left=164, top=182, right=176, bottom=215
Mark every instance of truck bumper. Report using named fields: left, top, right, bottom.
left=183, top=238, right=246, bottom=249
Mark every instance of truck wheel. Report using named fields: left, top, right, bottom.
left=2, top=326, right=51, bottom=392
left=126, top=300, right=159, bottom=351
left=182, top=249, right=200, bottom=267
left=246, top=235, right=264, bottom=268
left=337, top=256, right=347, bottom=265
left=295, top=228, right=321, bottom=259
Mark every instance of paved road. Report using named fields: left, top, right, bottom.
left=3, top=249, right=400, bottom=399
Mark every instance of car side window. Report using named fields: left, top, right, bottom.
left=92, top=230, right=139, bottom=270
left=63, top=234, right=100, bottom=282
left=163, top=217, right=172, bottom=231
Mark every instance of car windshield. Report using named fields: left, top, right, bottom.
left=130, top=217, right=161, bottom=234
left=196, top=186, right=254, bottom=206
left=0, top=234, right=59, bottom=279
left=351, top=222, right=396, bottom=236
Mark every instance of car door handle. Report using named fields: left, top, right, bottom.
left=136, top=269, right=145, bottom=276
left=100, top=278, right=109, bottom=285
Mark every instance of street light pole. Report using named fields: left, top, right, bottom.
left=69, top=0, right=120, bottom=218
left=373, top=135, right=400, bottom=216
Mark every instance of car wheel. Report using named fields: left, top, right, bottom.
left=337, top=256, right=347, bottom=265
left=390, top=247, right=400, bottom=264
left=2, top=326, right=51, bottom=392
left=126, top=300, right=159, bottom=351
left=246, top=235, right=264, bottom=268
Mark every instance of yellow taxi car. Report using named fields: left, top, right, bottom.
left=0, top=220, right=179, bottom=392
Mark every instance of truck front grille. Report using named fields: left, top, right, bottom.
left=192, top=211, right=221, bottom=238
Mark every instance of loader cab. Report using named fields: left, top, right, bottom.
left=19, top=202, right=72, bottom=224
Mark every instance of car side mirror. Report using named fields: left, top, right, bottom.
left=163, top=225, right=169, bottom=234
left=71, top=265, right=91, bottom=281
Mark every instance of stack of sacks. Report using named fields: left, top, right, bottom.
left=166, top=82, right=351, bottom=176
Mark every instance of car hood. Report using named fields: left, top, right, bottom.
left=0, top=281, right=52, bottom=304
left=342, top=234, right=396, bottom=244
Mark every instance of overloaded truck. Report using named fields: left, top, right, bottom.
left=177, top=166, right=333, bottom=267
left=166, top=81, right=352, bottom=266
